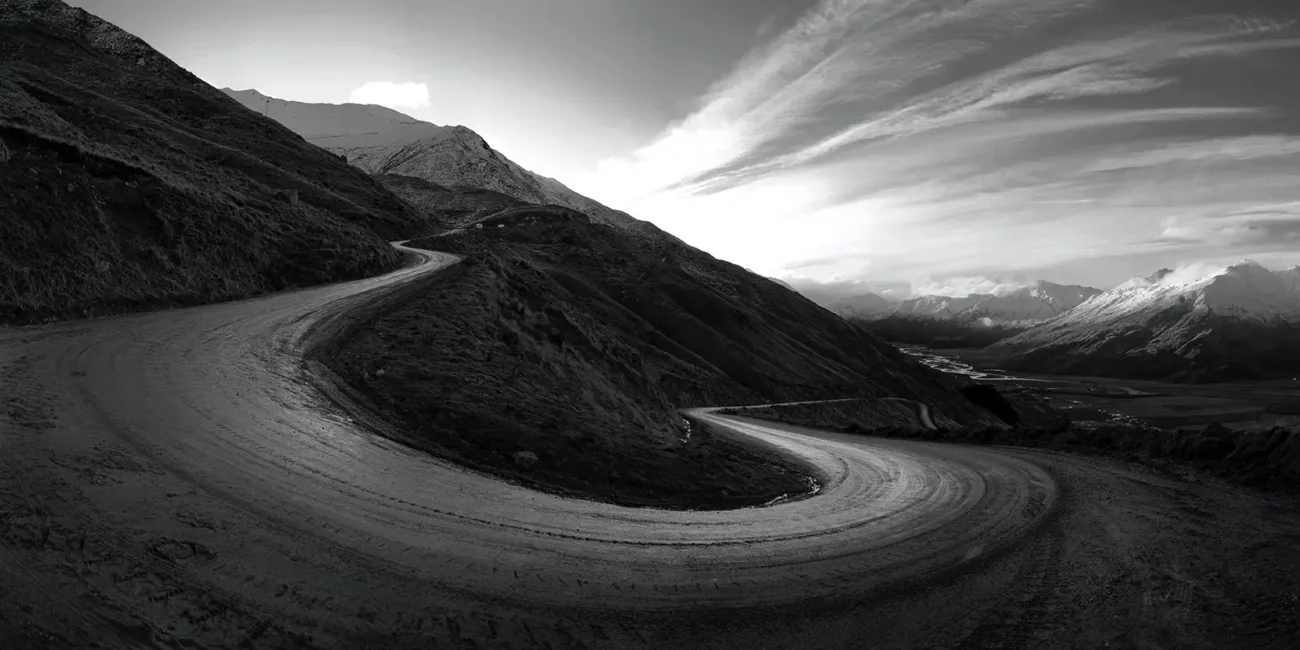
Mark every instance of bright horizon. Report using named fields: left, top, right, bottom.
left=68, top=0, right=1300, bottom=301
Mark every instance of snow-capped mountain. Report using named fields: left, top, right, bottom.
left=221, top=89, right=662, bottom=238
left=852, top=281, right=1102, bottom=325
left=829, top=292, right=902, bottom=320
left=988, top=261, right=1300, bottom=381
left=892, top=293, right=991, bottom=319
left=1272, top=265, right=1299, bottom=300
left=1054, top=261, right=1300, bottom=326
left=958, top=282, right=1104, bottom=325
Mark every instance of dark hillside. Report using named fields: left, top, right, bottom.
left=319, top=209, right=1004, bottom=508
left=0, top=0, right=431, bottom=323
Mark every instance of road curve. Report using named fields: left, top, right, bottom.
left=2, top=243, right=1294, bottom=649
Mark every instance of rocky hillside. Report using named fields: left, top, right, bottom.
left=222, top=88, right=673, bottom=241
left=988, top=261, right=1300, bottom=382
left=318, top=208, right=1005, bottom=508
left=0, top=0, right=431, bottom=323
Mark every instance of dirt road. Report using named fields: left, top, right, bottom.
left=1, top=245, right=1297, bottom=648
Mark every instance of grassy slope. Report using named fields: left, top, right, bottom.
left=318, top=208, right=1004, bottom=509
left=0, top=0, right=432, bottom=324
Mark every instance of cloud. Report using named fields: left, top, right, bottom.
left=571, top=1, right=1300, bottom=292
left=574, top=0, right=1101, bottom=206
left=576, top=0, right=1300, bottom=211
left=778, top=276, right=910, bottom=306
left=909, top=276, right=1038, bottom=299
left=1138, top=261, right=1233, bottom=288
left=349, top=81, right=431, bottom=110
left=725, top=24, right=1300, bottom=185
left=1159, top=219, right=1258, bottom=246
left=1129, top=258, right=1299, bottom=289
left=1160, top=211, right=1300, bottom=246
left=1085, top=135, right=1300, bottom=173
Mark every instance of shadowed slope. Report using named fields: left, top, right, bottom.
left=0, top=0, right=431, bottom=323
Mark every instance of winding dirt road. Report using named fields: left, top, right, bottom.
left=2, top=245, right=1298, bottom=649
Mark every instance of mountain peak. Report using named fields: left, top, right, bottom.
left=1146, top=268, right=1175, bottom=283
left=991, top=259, right=1300, bottom=380
left=221, top=88, right=657, bottom=236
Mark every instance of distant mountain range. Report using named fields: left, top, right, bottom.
left=828, top=281, right=1102, bottom=324
left=222, top=89, right=670, bottom=241
left=825, top=281, right=1103, bottom=347
left=988, top=261, right=1300, bottom=382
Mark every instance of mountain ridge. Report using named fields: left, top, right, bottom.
left=222, top=88, right=671, bottom=241
left=988, top=261, right=1300, bottom=381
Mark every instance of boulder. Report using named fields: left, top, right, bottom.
left=512, top=450, right=538, bottom=469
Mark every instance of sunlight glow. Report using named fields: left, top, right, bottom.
left=348, top=81, right=431, bottom=110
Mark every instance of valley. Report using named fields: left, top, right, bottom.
left=5, top=0, right=1300, bottom=647
left=906, top=346, right=1300, bottom=431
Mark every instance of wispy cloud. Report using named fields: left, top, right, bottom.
left=910, top=276, right=1040, bottom=298
left=573, top=0, right=1300, bottom=291
left=1085, top=135, right=1300, bottom=173
left=577, top=0, right=1099, bottom=204
left=691, top=22, right=1300, bottom=191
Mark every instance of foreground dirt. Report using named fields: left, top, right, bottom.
left=1, top=244, right=1298, bottom=649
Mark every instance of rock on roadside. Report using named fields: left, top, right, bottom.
left=512, top=451, right=538, bottom=470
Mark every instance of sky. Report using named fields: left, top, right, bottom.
left=69, top=0, right=1300, bottom=300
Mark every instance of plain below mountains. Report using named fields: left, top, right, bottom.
left=0, top=0, right=437, bottom=323
left=987, top=261, right=1300, bottom=382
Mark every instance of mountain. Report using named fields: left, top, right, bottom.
left=888, top=282, right=1102, bottom=325
left=892, top=293, right=992, bottom=319
left=221, top=88, right=670, bottom=240
left=318, top=207, right=1010, bottom=508
left=845, top=281, right=1101, bottom=348
left=828, top=292, right=902, bottom=320
left=987, top=261, right=1300, bottom=381
left=0, top=0, right=429, bottom=324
